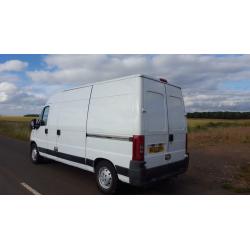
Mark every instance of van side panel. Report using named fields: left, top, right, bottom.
left=86, top=77, right=142, bottom=178
left=55, top=87, right=92, bottom=158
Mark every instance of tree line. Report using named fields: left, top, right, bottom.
left=187, top=112, right=250, bottom=119
left=24, top=114, right=39, bottom=117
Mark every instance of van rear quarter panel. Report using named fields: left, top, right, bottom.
left=86, top=77, right=142, bottom=171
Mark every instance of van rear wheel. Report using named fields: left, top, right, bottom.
left=96, top=161, right=118, bottom=194
left=30, top=143, right=43, bottom=164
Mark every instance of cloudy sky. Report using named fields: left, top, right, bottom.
left=0, top=54, right=250, bottom=115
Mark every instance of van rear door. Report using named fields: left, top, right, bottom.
left=142, top=78, right=169, bottom=168
left=166, top=84, right=187, bottom=163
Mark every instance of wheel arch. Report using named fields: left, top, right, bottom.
left=30, top=140, right=37, bottom=147
left=93, top=158, right=116, bottom=173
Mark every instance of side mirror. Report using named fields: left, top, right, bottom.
left=30, top=119, right=40, bottom=129
left=40, top=120, right=45, bottom=126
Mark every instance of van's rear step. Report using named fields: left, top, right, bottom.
left=129, top=155, right=189, bottom=186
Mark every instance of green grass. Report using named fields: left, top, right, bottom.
left=0, top=116, right=35, bottom=141
left=0, top=116, right=35, bottom=122
left=1, top=116, right=250, bottom=142
left=188, top=118, right=250, bottom=132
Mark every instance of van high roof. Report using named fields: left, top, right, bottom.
left=64, top=74, right=180, bottom=92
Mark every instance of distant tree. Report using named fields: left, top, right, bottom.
left=187, top=112, right=250, bottom=119
left=24, top=114, right=39, bottom=117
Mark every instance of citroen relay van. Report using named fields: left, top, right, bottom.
left=30, top=75, right=189, bottom=194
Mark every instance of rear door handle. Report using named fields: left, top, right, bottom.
left=57, top=129, right=61, bottom=136
left=169, top=134, right=174, bottom=142
left=45, top=128, right=48, bottom=134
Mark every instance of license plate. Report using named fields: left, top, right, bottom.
left=148, top=144, right=165, bottom=154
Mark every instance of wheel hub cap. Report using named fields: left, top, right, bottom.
left=32, top=148, right=37, bottom=161
left=98, top=167, right=112, bottom=189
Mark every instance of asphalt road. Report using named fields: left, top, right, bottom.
left=0, top=135, right=100, bottom=195
left=0, top=135, right=235, bottom=195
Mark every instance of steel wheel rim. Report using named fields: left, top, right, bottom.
left=32, top=147, right=38, bottom=161
left=98, top=167, right=112, bottom=189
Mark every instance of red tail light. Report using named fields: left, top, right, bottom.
left=132, top=135, right=144, bottom=161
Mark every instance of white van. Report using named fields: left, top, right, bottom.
left=30, top=75, right=189, bottom=194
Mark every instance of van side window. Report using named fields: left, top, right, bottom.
left=41, top=106, right=50, bottom=126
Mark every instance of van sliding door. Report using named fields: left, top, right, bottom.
left=56, top=86, right=92, bottom=162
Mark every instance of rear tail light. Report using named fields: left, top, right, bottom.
left=132, top=135, right=144, bottom=161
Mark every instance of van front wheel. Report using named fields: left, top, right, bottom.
left=30, top=143, right=43, bottom=164
left=96, top=161, right=118, bottom=194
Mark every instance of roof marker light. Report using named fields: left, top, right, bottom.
left=159, top=78, right=168, bottom=83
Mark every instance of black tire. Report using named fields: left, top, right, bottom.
left=30, top=143, right=43, bottom=164
left=95, top=160, right=119, bottom=194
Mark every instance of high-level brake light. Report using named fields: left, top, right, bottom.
left=159, top=78, right=168, bottom=83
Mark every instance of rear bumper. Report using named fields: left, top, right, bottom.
left=129, top=154, right=189, bottom=186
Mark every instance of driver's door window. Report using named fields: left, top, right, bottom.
left=40, top=106, right=50, bottom=126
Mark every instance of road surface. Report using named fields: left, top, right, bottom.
left=0, top=135, right=237, bottom=195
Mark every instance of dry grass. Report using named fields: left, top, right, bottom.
left=188, top=118, right=250, bottom=147
left=0, top=121, right=31, bottom=141
left=188, top=118, right=250, bottom=132
left=1, top=116, right=250, bottom=143
left=187, top=119, right=250, bottom=193
left=0, top=116, right=35, bottom=141
left=0, top=116, right=35, bottom=122
left=189, top=127, right=250, bottom=147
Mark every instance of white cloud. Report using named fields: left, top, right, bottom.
left=0, top=60, right=28, bottom=72
left=0, top=54, right=243, bottom=113
left=26, top=55, right=250, bottom=88
left=27, top=55, right=152, bottom=84
left=0, top=81, right=46, bottom=115
left=25, top=54, right=250, bottom=112
left=44, top=54, right=108, bottom=69
left=183, top=90, right=250, bottom=112
left=0, top=82, right=17, bottom=102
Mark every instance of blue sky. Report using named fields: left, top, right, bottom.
left=220, top=80, right=250, bottom=91
left=0, top=54, right=45, bottom=70
left=0, top=54, right=250, bottom=115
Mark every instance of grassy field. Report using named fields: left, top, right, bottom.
left=0, top=116, right=36, bottom=122
left=0, top=116, right=36, bottom=141
left=188, top=119, right=250, bottom=147
left=1, top=116, right=250, bottom=142
left=188, top=118, right=250, bottom=132
left=188, top=118, right=250, bottom=193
